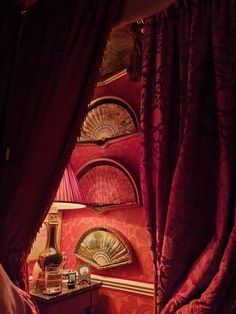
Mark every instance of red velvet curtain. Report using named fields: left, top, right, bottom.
left=140, top=0, right=236, bottom=313
left=0, top=0, right=120, bottom=289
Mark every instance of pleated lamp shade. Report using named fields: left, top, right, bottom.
left=53, top=164, right=86, bottom=210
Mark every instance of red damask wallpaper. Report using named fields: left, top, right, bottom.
left=61, top=204, right=153, bottom=283
left=29, top=75, right=154, bottom=313
left=96, top=288, right=153, bottom=314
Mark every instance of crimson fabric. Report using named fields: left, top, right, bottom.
left=0, top=264, right=37, bottom=314
left=140, top=1, right=236, bottom=313
left=0, top=0, right=120, bottom=290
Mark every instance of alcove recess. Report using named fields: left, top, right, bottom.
left=76, top=158, right=141, bottom=213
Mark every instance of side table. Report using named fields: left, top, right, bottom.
left=30, top=282, right=102, bottom=314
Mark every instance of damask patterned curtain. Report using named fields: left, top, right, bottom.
left=140, top=0, right=236, bottom=313
left=0, top=0, right=120, bottom=290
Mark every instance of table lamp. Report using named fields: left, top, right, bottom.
left=38, top=164, right=86, bottom=270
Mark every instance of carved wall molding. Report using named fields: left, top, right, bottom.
left=91, top=274, right=154, bottom=297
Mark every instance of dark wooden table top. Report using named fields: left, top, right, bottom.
left=30, top=282, right=102, bottom=304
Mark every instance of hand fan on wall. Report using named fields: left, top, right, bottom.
left=76, top=158, right=141, bottom=213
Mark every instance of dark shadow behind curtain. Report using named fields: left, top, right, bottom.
left=140, top=0, right=236, bottom=313
left=0, top=0, right=120, bottom=290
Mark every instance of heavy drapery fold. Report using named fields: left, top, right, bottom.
left=140, top=0, right=236, bottom=313
left=0, top=0, right=120, bottom=289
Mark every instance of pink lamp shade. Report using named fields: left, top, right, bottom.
left=53, top=164, right=86, bottom=210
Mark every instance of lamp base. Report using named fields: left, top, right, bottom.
left=38, top=211, right=62, bottom=270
